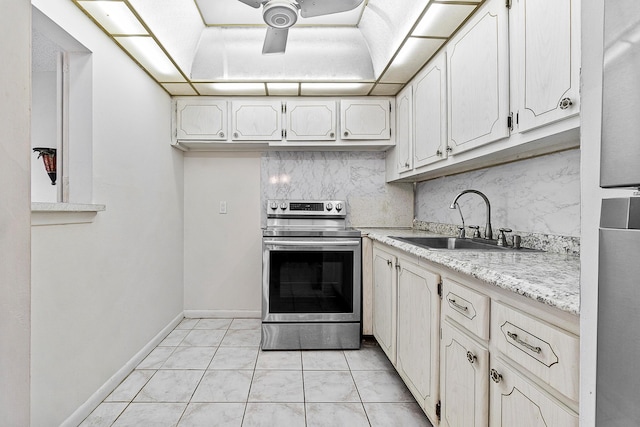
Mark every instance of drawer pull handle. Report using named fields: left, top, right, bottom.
left=490, top=368, right=502, bottom=383
left=466, top=351, right=476, bottom=364
left=448, top=298, right=468, bottom=312
left=507, top=331, right=542, bottom=354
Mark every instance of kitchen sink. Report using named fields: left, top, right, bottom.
left=390, top=236, right=540, bottom=252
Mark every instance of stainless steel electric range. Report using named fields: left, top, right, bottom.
left=261, top=200, right=362, bottom=350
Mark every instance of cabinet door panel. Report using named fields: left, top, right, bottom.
left=286, top=100, right=336, bottom=141
left=396, top=259, right=440, bottom=421
left=514, top=0, right=580, bottom=132
left=372, top=247, right=397, bottom=364
left=441, top=321, right=489, bottom=427
left=414, top=52, right=447, bottom=169
left=176, top=99, right=227, bottom=140
left=447, top=0, right=509, bottom=154
left=341, top=99, right=391, bottom=140
left=490, top=358, right=578, bottom=427
left=231, top=100, right=282, bottom=141
left=395, top=87, right=413, bottom=172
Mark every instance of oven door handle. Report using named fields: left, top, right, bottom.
left=263, top=239, right=361, bottom=247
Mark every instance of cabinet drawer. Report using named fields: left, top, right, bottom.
left=442, top=278, right=490, bottom=340
left=492, top=301, right=579, bottom=401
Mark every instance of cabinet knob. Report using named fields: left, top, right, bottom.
left=219, top=132, right=225, bottom=138
left=490, top=368, right=502, bottom=384
left=387, top=259, right=392, bottom=267
left=404, top=162, right=410, bottom=168
left=559, top=97, right=573, bottom=110
left=446, top=146, right=453, bottom=153
left=344, top=131, right=350, bottom=137
left=466, top=351, right=476, bottom=364
left=436, top=150, right=442, bottom=157
left=233, top=132, right=239, bottom=138
left=330, top=132, right=335, bottom=138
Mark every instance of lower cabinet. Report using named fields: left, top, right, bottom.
left=369, top=241, right=580, bottom=426
left=489, top=358, right=579, bottom=427
left=396, top=258, right=441, bottom=422
left=440, top=320, right=489, bottom=427
left=372, top=246, right=397, bottom=364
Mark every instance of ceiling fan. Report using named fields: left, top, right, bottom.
left=237, top=0, right=365, bottom=54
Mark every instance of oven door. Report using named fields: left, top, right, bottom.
left=262, top=237, right=362, bottom=323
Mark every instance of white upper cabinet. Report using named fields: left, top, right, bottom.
left=447, top=0, right=510, bottom=155
left=395, top=86, right=413, bottom=173
left=176, top=99, right=227, bottom=140
left=511, top=0, right=580, bottom=133
left=414, top=52, right=448, bottom=169
left=340, top=99, right=392, bottom=140
left=231, top=100, right=282, bottom=141
left=285, top=100, right=337, bottom=141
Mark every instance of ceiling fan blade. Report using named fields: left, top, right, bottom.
left=236, top=0, right=263, bottom=9
left=297, top=0, right=364, bottom=18
left=262, top=27, right=288, bottom=54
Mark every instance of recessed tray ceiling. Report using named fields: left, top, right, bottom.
left=72, top=0, right=484, bottom=96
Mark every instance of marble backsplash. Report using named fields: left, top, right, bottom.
left=415, top=149, right=581, bottom=240
left=261, top=151, right=413, bottom=227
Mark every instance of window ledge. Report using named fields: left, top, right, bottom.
left=31, top=202, right=106, bottom=226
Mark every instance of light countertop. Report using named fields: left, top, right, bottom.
left=361, top=228, right=580, bottom=316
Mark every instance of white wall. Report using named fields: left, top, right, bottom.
left=0, top=1, right=31, bottom=425
left=29, top=1, right=184, bottom=425
left=415, top=149, right=581, bottom=237
left=183, top=152, right=262, bottom=316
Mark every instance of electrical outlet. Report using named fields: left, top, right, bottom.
left=219, top=201, right=227, bottom=214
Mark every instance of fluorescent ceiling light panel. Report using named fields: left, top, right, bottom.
left=412, top=4, right=477, bottom=38
left=300, top=82, right=373, bottom=96
left=193, top=82, right=267, bottom=95
left=77, top=1, right=148, bottom=35
left=161, top=83, right=198, bottom=95
left=380, top=37, right=445, bottom=83
left=115, top=36, right=185, bottom=82
left=369, top=83, right=404, bottom=96
left=267, top=83, right=299, bottom=96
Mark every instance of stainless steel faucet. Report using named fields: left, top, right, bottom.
left=449, top=189, right=493, bottom=240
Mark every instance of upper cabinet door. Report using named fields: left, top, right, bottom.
left=231, top=100, right=282, bottom=141
left=414, top=52, right=447, bottom=169
left=447, top=0, right=510, bottom=155
left=396, top=86, right=413, bottom=173
left=176, top=99, right=227, bottom=140
left=285, top=100, right=337, bottom=141
left=512, top=0, right=580, bottom=133
left=340, top=99, right=392, bottom=140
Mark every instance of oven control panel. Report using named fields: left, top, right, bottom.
left=267, top=200, right=346, bottom=217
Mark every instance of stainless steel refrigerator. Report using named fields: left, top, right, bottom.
left=597, top=0, right=640, bottom=425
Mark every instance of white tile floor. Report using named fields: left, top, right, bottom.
left=80, top=318, right=433, bottom=427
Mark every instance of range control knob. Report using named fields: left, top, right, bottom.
left=270, top=201, right=278, bottom=211
left=335, top=203, right=343, bottom=212
left=326, top=203, right=333, bottom=211
left=280, top=202, right=287, bottom=211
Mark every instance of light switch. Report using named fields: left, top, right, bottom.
left=219, top=201, right=227, bottom=214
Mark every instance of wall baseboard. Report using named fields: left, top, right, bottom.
left=184, top=309, right=261, bottom=319
left=60, top=312, right=184, bottom=427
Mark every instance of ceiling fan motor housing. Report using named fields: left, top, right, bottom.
left=263, top=0, right=299, bottom=28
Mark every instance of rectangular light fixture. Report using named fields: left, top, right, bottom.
left=412, top=4, right=478, bottom=38
left=300, top=82, right=374, bottom=96
left=115, top=36, right=185, bottom=82
left=379, top=38, right=445, bottom=84
left=266, top=83, right=299, bottom=96
left=161, top=83, right=198, bottom=96
left=193, top=83, right=267, bottom=96
left=77, top=1, right=148, bottom=35
left=369, top=83, right=405, bottom=96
